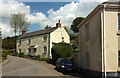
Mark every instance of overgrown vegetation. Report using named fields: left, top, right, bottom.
left=2, top=36, right=19, bottom=50
left=2, top=50, right=8, bottom=61
left=51, top=43, right=73, bottom=64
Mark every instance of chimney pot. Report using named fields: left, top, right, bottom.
left=22, top=28, right=26, bottom=35
left=56, top=20, right=61, bottom=28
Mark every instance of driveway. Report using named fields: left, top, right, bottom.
left=2, top=55, right=64, bottom=76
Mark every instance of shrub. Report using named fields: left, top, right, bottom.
left=2, top=51, right=8, bottom=61
left=23, top=54, right=28, bottom=58
left=35, top=55, right=40, bottom=60
left=51, top=43, right=73, bottom=63
left=40, top=58, right=48, bottom=61
left=13, top=52, right=19, bottom=56
left=19, top=53, right=24, bottom=57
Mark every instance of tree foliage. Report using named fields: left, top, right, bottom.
left=71, top=17, right=84, bottom=33
left=63, top=26, right=69, bottom=33
left=2, top=36, right=19, bottom=50
left=10, top=13, right=29, bottom=36
left=45, top=25, right=51, bottom=29
left=51, top=43, right=73, bottom=62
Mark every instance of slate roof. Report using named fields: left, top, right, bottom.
left=18, top=27, right=57, bottom=39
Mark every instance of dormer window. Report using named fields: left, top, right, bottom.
left=43, top=35, right=47, bottom=42
left=28, top=39, right=31, bottom=44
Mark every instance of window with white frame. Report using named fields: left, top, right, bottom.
left=19, top=41, right=21, bottom=46
left=28, top=48, right=31, bottom=55
left=85, top=23, right=90, bottom=40
left=28, top=39, right=31, bottom=44
left=62, top=37, right=64, bottom=42
left=43, top=46, right=47, bottom=53
left=118, top=14, right=120, bottom=30
left=43, top=35, right=47, bottom=42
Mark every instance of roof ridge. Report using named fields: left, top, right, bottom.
left=26, top=27, right=57, bottom=35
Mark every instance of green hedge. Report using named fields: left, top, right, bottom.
left=2, top=51, right=8, bottom=61
left=51, top=43, right=73, bottom=63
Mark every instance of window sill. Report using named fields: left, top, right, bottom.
left=43, top=52, right=47, bottom=54
left=117, top=31, right=120, bottom=35
left=27, top=43, right=31, bottom=45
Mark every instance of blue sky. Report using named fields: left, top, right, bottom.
left=24, top=2, right=70, bottom=16
left=24, top=2, right=70, bottom=33
left=0, top=0, right=104, bottom=37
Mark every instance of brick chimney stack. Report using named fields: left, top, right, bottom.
left=56, top=20, right=61, bottom=28
left=22, top=28, right=26, bottom=35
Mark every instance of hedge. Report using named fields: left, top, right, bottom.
left=51, top=43, right=73, bottom=64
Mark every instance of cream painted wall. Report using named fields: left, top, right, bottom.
left=103, top=8, right=119, bottom=72
left=50, top=27, right=70, bottom=57
left=17, top=27, right=70, bottom=58
left=77, top=5, right=120, bottom=73
left=17, top=34, right=49, bottom=58
left=78, top=8, right=102, bottom=72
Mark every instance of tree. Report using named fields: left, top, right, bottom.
left=10, top=13, right=29, bottom=52
left=10, top=13, right=29, bottom=36
left=63, top=26, right=69, bottom=33
left=71, top=17, right=84, bottom=33
left=45, top=25, right=51, bottom=29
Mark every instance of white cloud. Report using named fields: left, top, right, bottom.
left=27, top=2, right=100, bottom=30
left=0, top=0, right=107, bottom=38
left=0, top=0, right=30, bottom=38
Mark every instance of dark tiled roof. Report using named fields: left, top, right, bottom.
left=18, top=27, right=57, bottom=39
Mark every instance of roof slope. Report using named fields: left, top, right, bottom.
left=18, top=27, right=57, bottom=39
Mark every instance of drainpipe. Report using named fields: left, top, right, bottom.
left=103, top=4, right=107, bottom=78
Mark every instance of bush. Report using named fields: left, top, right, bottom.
left=13, top=52, right=19, bottom=56
left=2, top=51, right=8, bottom=61
left=35, top=55, right=40, bottom=60
left=40, top=58, right=48, bottom=61
left=23, top=54, right=29, bottom=58
left=19, top=53, right=24, bottom=57
left=51, top=43, right=73, bottom=63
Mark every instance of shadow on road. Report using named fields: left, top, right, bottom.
left=54, top=68, right=103, bottom=78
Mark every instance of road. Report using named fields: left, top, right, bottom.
left=2, top=56, right=81, bottom=78
left=2, top=55, right=63, bottom=76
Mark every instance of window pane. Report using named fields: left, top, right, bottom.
left=43, top=35, right=47, bottom=42
left=118, top=14, right=120, bottom=30
left=44, top=46, right=47, bottom=53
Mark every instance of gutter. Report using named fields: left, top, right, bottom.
left=102, top=4, right=107, bottom=78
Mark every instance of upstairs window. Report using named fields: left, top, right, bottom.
left=85, top=23, right=90, bottom=40
left=28, top=39, right=31, bottom=44
left=118, top=14, right=120, bottom=30
left=62, top=37, right=64, bottom=42
left=19, top=41, right=21, bottom=46
left=43, top=46, right=47, bottom=54
left=43, top=35, right=47, bottom=42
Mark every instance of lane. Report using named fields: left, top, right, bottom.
left=2, top=55, right=63, bottom=76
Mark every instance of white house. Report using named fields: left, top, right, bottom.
left=16, top=20, right=70, bottom=58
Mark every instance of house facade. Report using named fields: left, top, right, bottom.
left=17, top=20, right=70, bottom=58
left=75, top=1, right=120, bottom=76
